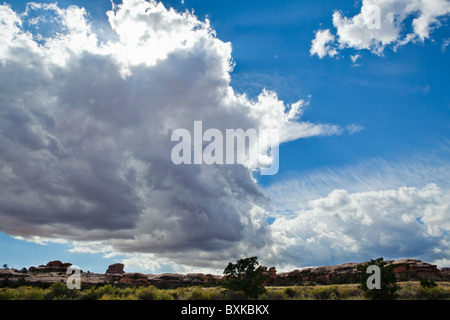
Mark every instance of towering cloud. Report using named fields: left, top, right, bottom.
left=0, top=0, right=342, bottom=269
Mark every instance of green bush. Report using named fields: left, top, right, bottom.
left=136, top=286, right=158, bottom=300
left=331, top=273, right=360, bottom=284
left=135, top=286, right=174, bottom=300
left=416, top=286, right=446, bottom=300
left=0, top=286, right=48, bottom=300
left=224, top=290, right=248, bottom=300
left=0, top=288, right=15, bottom=300
left=336, top=285, right=363, bottom=299
left=14, top=286, right=47, bottom=300
left=420, top=278, right=437, bottom=288
left=187, top=286, right=210, bottom=300
left=311, top=285, right=340, bottom=300
left=315, top=278, right=331, bottom=285
left=264, top=289, right=288, bottom=300
left=81, top=284, right=117, bottom=300
left=44, top=281, right=80, bottom=300
left=283, top=287, right=300, bottom=299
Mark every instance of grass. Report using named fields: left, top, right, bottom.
left=1, top=281, right=449, bottom=300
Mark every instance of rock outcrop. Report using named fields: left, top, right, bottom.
left=146, top=273, right=222, bottom=288
left=28, top=260, right=73, bottom=273
left=106, top=263, right=125, bottom=275
left=277, top=262, right=359, bottom=283
left=390, top=259, right=442, bottom=280
left=277, top=259, right=443, bottom=283
left=258, top=266, right=277, bottom=284
left=119, top=273, right=150, bottom=286
left=440, top=267, right=450, bottom=280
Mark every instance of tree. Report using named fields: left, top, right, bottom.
left=221, top=256, right=267, bottom=299
left=356, top=257, right=399, bottom=300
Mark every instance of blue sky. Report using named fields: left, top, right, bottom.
left=1, top=0, right=449, bottom=273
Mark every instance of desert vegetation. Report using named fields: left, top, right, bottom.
left=1, top=280, right=450, bottom=300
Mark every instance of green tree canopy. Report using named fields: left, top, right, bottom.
left=221, top=256, right=267, bottom=299
left=356, top=257, right=399, bottom=300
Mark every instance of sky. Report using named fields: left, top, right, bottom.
left=0, top=0, right=449, bottom=274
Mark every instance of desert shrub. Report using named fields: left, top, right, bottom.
left=185, top=286, right=223, bottom=300
left=331, top=273, right=360, bottom=284
left=13, top=286, right=47, bottom=300
left=188, top=286, right=206, bottom=300
left=97, top=290, right=137, bottom=300
left=206, top=287, right=225, bottom=300
left=311, top=285, right=341, bottom=300
left=397, top=273, right=409, bottom=282
left=299, top=285, right=360, bottom=300
left=261, top=289, right=287, bottom=300
left=420, top=279, right=437, bottom=288
left=283, top=287, right=300, bottom=299
left=315, top=278, right=331, bottom=285
left=81, top=284, right=117, bottom=300
left=155, top=288, right=175, bottom=300
left=335, top=285, right=363, bottom=299
left=188, top=286, right=210, bottom=300
left=136, top=286, right=173, bottom=300
left=396, top=282, right=415, bottom=300
left=136, top=286, right=159, bottom=300
left=224, top=290, right=248, bottom=300
left=81, top=287, right=101, bottom=300
left=0, top=288, right=14, bottom=300
left=44, top=281, right=80, bottom=300
left=121, top=287, right=136, bottom=298
left=101, top=286, right=139, bottom=300
left=171, top=287, right=187, bottom=300
left=416, top=286, right=446, bottom=300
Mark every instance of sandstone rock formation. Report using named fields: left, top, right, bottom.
left=277, top=262, right=359, bottom=283
left=119, top=273, right=150, bottom=286
left=106, top=263, right=125, bottom=275
left=277, top=259, right=443, bottom=283
left=268, top=267, right=277, bottom=280
left=258, top=266, right=277, bottom=284
left=28, top=260, right=73, bottom=273
left=390, top=259, right=442, bottom=280
left=440, top=267, right=450, bottom=280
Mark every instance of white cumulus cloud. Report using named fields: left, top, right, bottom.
left=311, top=0, right=450, bottom=58
left=263, top=156, right=450, bottom=270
